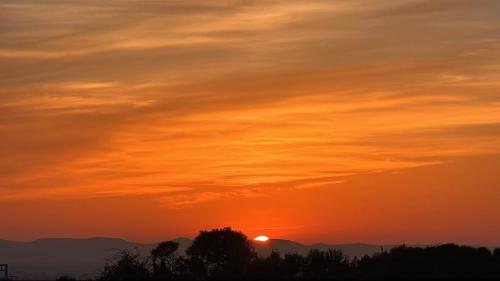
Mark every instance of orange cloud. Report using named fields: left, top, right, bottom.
left=1, top=0, right=500, bottom=244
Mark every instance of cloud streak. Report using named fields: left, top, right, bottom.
left=1, top=0, right=500, bottom=243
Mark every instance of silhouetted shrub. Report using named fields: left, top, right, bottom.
left=99, top=249, right=150, bottom=281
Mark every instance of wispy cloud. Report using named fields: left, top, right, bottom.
left=1, top=0, right=500, bottom=211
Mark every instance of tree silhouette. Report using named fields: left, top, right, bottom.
left=281, top=253, right=304, bottom=279
left=357, top=244, right=498, bottom=279
left=151, top=241, right=179, bottom=280
left=186, top=227, right=256, bottom=280
left=248, top=250, right=284, bottom=280
left=249, top=250, right=305, bottom=280
left=97, top=228, right=500, bottom=280
left=495, top=248, right=500, bottom=275
left=55, top=276, right=77, bottom=281
left=99, top=249, right=149, bottom=281
left=303, top=249, right=350, bottom=280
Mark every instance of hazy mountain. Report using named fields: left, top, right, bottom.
left=0, top=238, right=155, bottom=280
left=0, top=237, right=398, bottom=280
left=252, top=239, right=393, bottom=258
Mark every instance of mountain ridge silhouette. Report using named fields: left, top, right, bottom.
left=0, top=237, right=496, bottom=280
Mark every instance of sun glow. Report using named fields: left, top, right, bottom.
left=254, top=235, right=270, bottom=242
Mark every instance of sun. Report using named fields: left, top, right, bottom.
left=254, top=235, right=270, bottom=242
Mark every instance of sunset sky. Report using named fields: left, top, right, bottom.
left=1, top=0, right=500, bottom=245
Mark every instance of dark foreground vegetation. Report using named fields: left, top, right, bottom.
left=86, top=227, right=500, bottom=280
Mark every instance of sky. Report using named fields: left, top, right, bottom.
left=1, top=0, right=500, bottom=245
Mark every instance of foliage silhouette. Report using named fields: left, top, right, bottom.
left=98, top=228, right=500, bottom=280
left=56, top=276, right=77, bottom=281
left=302, top=249, right=350, bottom=280
left=151, top=241, right=179, bottom=280
left=99, top=249, right=150, bottom=281
left=185, top=227, right=256, bottom=280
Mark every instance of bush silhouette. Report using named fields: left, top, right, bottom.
left=99, top=249, right=150, bottom=281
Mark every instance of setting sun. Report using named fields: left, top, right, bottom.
left=254, top=235, right=270, bottom=242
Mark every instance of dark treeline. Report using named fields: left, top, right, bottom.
left=90, top=227, right=500, bottom=280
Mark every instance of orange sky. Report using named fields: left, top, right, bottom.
left=1, top=0, right=500, bottom=245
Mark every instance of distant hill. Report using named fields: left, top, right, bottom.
left=0, top=238, right=155, bottom=280
left=252, top=239, right=394, bottom=258
left=0, top=237, right=402, bottom=280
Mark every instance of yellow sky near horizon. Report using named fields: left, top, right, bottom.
left=1, top=0, right=500, bottom=244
